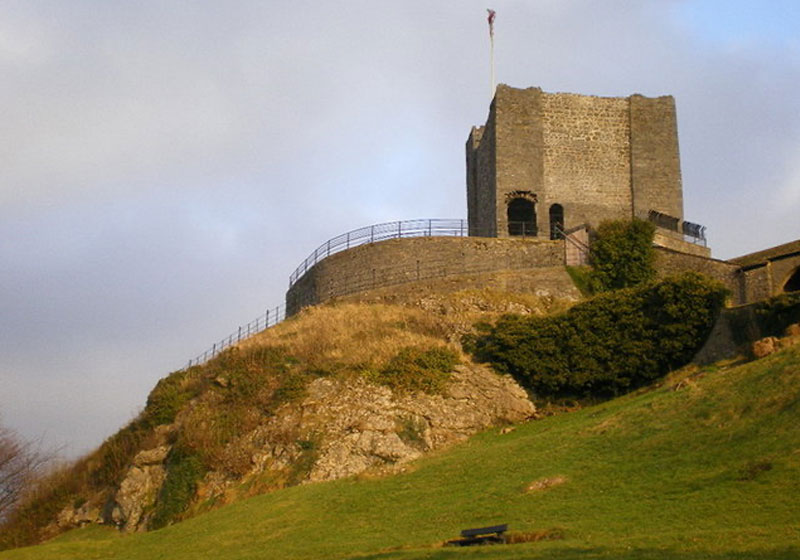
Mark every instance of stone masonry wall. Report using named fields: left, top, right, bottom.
left=467, top=85, right=685, bottom=244
left=540, top=91, right=632, bottom=233
left=630, top=94, right=684, bottom=221
left=769, top=254, right=800, bottom=294
left=493, top=86, right=545, bottom=237
left=466, top=101, right=498, bottom=237
left=653, top=231, right=710, bottom=258
left=654, top=247, right=744, bottom=305
left=286, top=236, right=565, bottom=315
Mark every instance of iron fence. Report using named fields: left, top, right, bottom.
left=184, top=304, right=286, bottom=369
left=288, top=248, right=568, bottom=311
left=183, top=216, right=568, bottom=370
left=289, top=219, right=468, bottom=287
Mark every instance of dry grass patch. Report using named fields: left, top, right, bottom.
left=524, top=475, right=567, bottom=493
left=241, top=303, right=455, bottom=371
left=505, top=527, right=566, bottom=543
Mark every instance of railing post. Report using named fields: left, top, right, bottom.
left=212, top=343, right=216, bottom=357
left=460, top=220, right=465, bottom=237
left=428, top=219, right=432, bottom=237
left=346, top=231, right=350, bottom=249
left=266, top=309, right=270, bottom=328
left=370, top=225, right=374, bottom=243
left=238, top=326, right=242, bottom=342
left=326, top=239, right=331, bottom=257
left=398, top=221, right=402, bottom=238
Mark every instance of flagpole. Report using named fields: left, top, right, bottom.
left=487, top=9, right=496, bottom=98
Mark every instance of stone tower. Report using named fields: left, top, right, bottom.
left=466, top=84, right=684, bottom=239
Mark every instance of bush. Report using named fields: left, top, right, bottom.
left=470, top=273, right=728, bottom=398
left=374, top=347, right=459, bottom=394
left=148, top=445, right=205, bottom=530
left=754, top=292, right=800, bottom=337
left=590, top=219, right=656, bottom=292
left=144, top=370, right=198, bottom=428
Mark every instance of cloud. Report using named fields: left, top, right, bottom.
left=1, top=0, right=799, bottom=455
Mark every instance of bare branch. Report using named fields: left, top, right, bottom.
left=0, top=422, right=54, bottom=522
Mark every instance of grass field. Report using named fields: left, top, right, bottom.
left=3, top=345, right=799, bottom=560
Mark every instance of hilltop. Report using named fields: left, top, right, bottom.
left=0, top=287, right=573, bottom=546
left=2, top=340, right=799, bottom=559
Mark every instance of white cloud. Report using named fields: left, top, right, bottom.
left=2, top=0, right=799, bottom=455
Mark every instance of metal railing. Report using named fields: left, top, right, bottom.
left=507, top=221, right=537, bottom=237
left=682, top=220, right=707, bottom=246
left=184, top=304, right=286, bottom=369
left=289, top=251, right=567, bottom=311
left=647, top=210, right=708, bottom=247
left=289, top=219, right=468, bottom=287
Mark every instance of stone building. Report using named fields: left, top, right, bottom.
left=284, top=84, right=799, bottom=316
left=466, top=84, right=705, bottom=257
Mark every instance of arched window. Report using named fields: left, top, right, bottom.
left=549, top=204, right=564, bottom=240
left=784, top=267, right=800, bottom=293
left=507, top=198, right=536, bottom=236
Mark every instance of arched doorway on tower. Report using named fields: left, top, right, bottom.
left=549, top=204, right=564, bottom=239
left=507, top=197, right=537, bottom=237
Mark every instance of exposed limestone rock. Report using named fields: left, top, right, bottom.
left=241, top=363, right=534, bottom=484
left=56, top=503, right=101, bottom=529
left=96, top=362, right=534, bottom=533
left=110, top=445, right=170, bottom=532
left=752, top=337, right=778, bottom=359
left=786, top=323, right=800, bottom=338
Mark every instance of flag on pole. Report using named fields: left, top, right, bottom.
left=487, top=9, right=496, bottom=97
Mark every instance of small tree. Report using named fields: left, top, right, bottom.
left=590, top=218, right=656, bottom=292
left=0, top=422, right=51, bottom=523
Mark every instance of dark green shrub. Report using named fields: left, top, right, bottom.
left=754, top=292, right=800, bottom=337
left=144, top=370, right=197, bottom=427
left=148, top=445, right=205, bottom=530
left=376, top=347, right=459, bottom=394
left=471, top=273, right=728, bottom=398
left=565, top=265, right=594, bottom=297
left=590, top=218, right=656, bottom=292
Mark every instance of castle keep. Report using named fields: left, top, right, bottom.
left=467, top=85, right=687, bottom=245
left=283, top=84, right=800, bottom=316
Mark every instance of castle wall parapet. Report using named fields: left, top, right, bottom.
left=286, top=236, right=565, bottom=315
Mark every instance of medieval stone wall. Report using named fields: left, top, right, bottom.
left=653, top=247, right=744, bottom=305
left=286, top=236, right=565, bottom=315
left=467, top=84, right=684, bottom=241
left=540, top=91, right=632, bottom=233
left=493, top=86, right=545, bottom=237
left=630, top=95, right=684, bottom=221
left=466, top=101, right=498, bottom=237
left=653, top=231, right=710, bottom=258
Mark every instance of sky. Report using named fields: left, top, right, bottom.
left=2, top=1, right=799, bottom=458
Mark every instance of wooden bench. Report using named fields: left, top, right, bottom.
left=446, top=523, right=508, bottom=546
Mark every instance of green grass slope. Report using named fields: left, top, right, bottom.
left=4, top=346, right=799, bottom=560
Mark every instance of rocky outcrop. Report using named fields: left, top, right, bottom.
left=110, top=445, right=170, bottom=532
left=240, top=363, right=533, bottom=484
left=54, top=361, right=534, bottom=534
left=751, top=323, right=800, bottom=359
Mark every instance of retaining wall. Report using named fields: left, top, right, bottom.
left=286, top=236, right=565, bottom=315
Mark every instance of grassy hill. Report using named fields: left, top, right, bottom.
left=3, top=342, right=798, bottom=560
